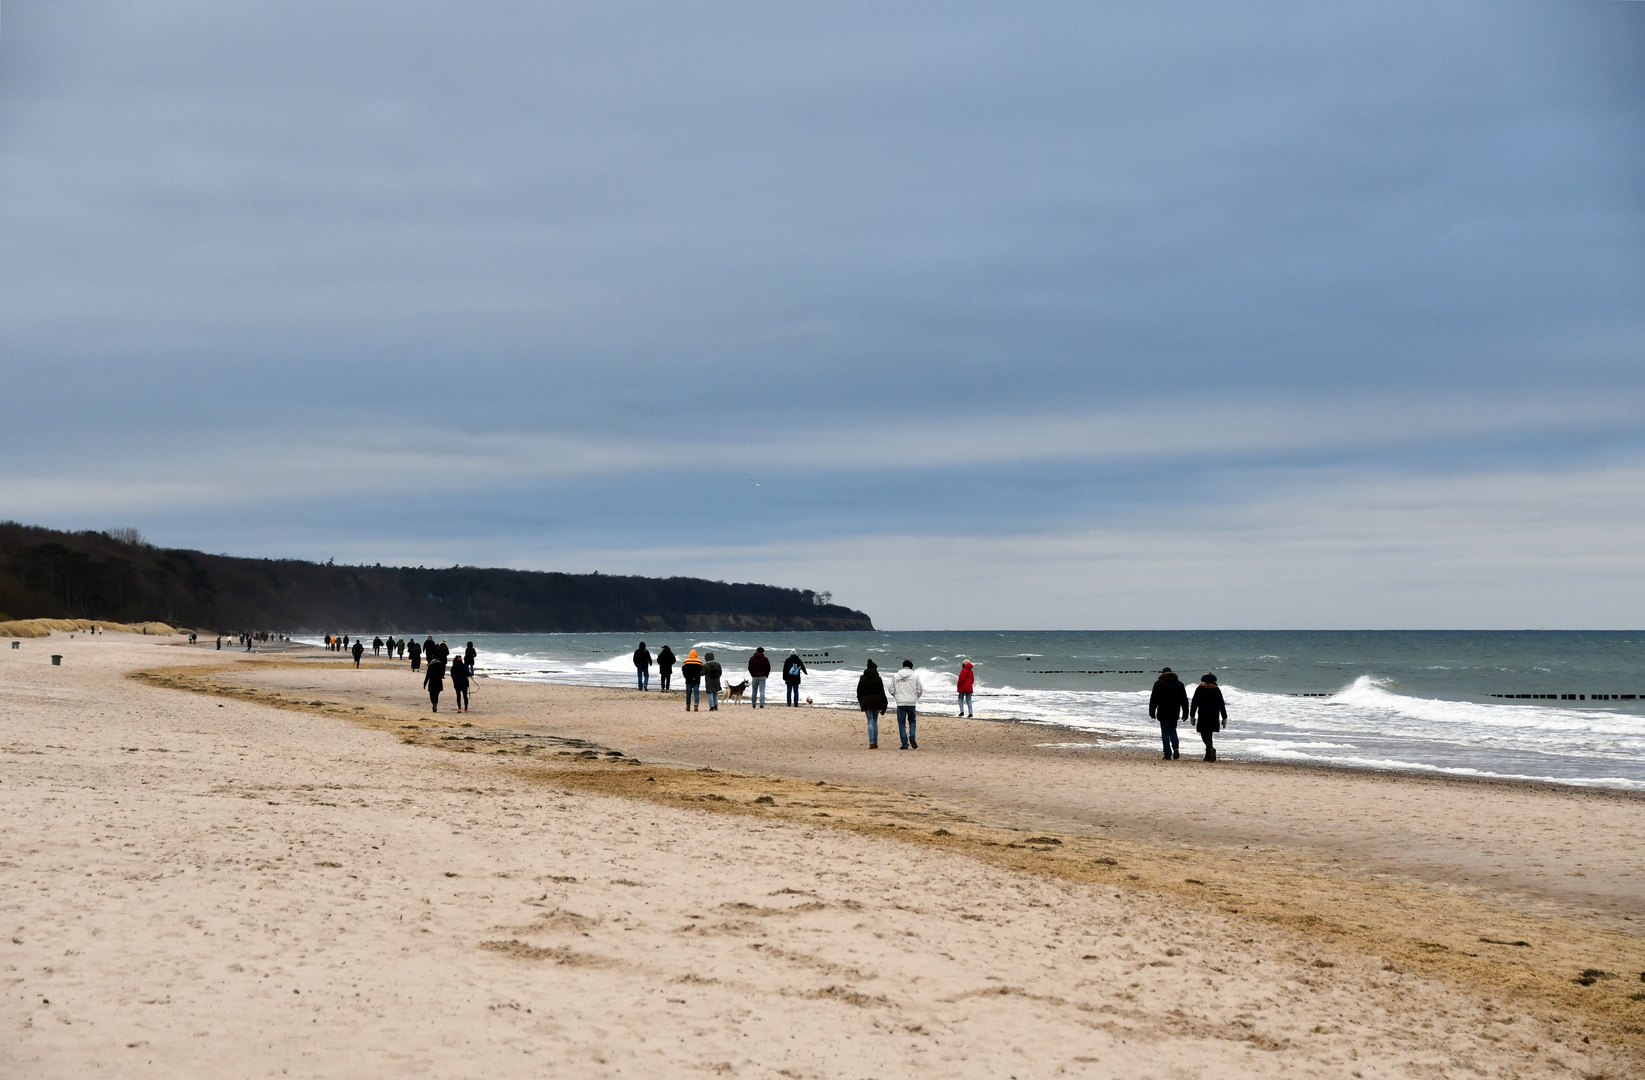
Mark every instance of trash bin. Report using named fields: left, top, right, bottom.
left=10, top=641, right=17, bottom=649
left=51, top=654, right=62, bottom=665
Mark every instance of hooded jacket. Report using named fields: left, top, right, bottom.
left=449, top=657, right=470, bottom=688
left=747, top=649, right=771, bottom=678
left=633, top=645, right=652, bottom=669
left=856, top=662, right=888, bottom=712
left=1190, top=681, right=1227, bottom=733
left=956, top=662, right=975, bottom=694
left=657, top=646, right=676, bottom=672
left=680, top=651, right=703, bottom=684
left=423, top=658, right=446, bottom=692
left=703, top=654, right=722, bottom=692
left=1149, top=671, right=1189, bottom=724
left=782, top=653, right=807, bottom=685
left=890, top=666, right=924, bottom=706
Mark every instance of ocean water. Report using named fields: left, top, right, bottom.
left=349, top=630, right=1645, bottom=791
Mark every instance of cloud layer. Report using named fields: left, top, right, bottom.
left=2, top=2, right=1641, bottom=626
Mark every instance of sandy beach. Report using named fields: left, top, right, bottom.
left=5, top=634, right=1643, bottom=1077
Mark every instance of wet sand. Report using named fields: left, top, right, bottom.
left=4, top=635, right=1642, bottom=1077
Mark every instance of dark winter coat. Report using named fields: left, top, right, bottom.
left=1149, top=673, right=1189, bottom=724
left=1190, top=684, right=1227, bottom=733
left=748, top=651, right=771, bottom=678
left=657, top=646, right=676, bottom=673
left=423, top=659, right=446, bottom=693
left=633, top=646, right=652, bottom=669
left=449, top=658, right=470, bottom=689
left=783, top=654, right=808, bottom=685
left=704, top=660, right=722, bottom=692
left=856, top=663, right=888, bottom=712
left=680, top=659, right=703, bottom=685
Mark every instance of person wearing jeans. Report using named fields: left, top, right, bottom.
left=889, top=660, right=923, bottom=749
left=704, top=652, right=723, bottom=711
left=856, top=659, right=888, bottom=749
left=783, top=651, right=808, bottom=706
left=633, top=642, right=652, bottom=690
left=1149, top=667, right=1188, bottom=760
left=956, top=660, right=975, bottom=717
left=680, top=649, right=704, bottom=712
left=747, top=647, right=771, bottom=708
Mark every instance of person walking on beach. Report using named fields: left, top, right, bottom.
left=857, top=659, right=888, bottom=749
left=408, top=638, right=422, bottom=671
left=782, top=651, right=808, bottom=707
left=450, top=655, right=471, bottom=713
left=890, top=660, right=923, bottom=749
left=633, top=642, right=652, bottom=690
left=956, top=660, right=975, bottom=717
left=1190, top=672, right=1227, bottom=762
left=464, top=641, right=477, bottom=673
left=657, top=645, right=676, bottom=691
left=747, top=647, right=770, bottom=708
left=423, top=635, right=437, bottom=663
left=680, top=649, right=704, bottom=711
left=704, top=652, right=723, bottom=710
left=373, top=636, right=383, bottom=656
left=423, top=655, right=446, bottom=712
left=351, top=639, right=364, bottom=667
left=1149, top=667, right=1189, bottom=760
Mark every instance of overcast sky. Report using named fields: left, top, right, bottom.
left=2, top=2, right=1642, bottom=628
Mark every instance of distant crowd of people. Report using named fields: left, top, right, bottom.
left=631, top=642, right=1229, bottom=760
left=321, top=633, right=479, bottom=714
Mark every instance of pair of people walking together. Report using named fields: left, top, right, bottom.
left=857, top=660, right=922, bottom=749
left=1149, top=668, right=1227, bottom=761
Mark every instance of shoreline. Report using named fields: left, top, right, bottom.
left=486, top=667, right=1645, bottom=798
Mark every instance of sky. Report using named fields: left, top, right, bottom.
left=1, top=2, right=1642, bottom=629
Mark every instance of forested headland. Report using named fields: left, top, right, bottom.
left=0, top=522, right=874, bottom=634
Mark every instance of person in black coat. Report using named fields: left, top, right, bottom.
left=450, top=656, right=471, bottom=713
left=408, top=638, right=422, bottom=671
left=1190, top=672, right=1228, bottom=762
left=782, top=652, right=808, bottom=707
left=656, top=645, right=676, bottom=691
left=423, top=656, right=446, bottom=712
left=856, top=660, right=889, bottom=749
left=1148, top=667, right=1189, bottom=760
left=633, top=642, right=652, bottom=691
left=351, top=639, right=364, bottom=667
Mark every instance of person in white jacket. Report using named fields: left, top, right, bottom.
left=890, top=660, right=923, bottom=749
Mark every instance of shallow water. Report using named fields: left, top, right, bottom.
left=337, top=630, right=1645, bottom=790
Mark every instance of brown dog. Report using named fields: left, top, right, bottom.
left=724, top=680, right=749, bottom=703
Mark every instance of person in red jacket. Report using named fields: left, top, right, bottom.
left=747, top=647, right=771, bottom=708
left=956, top=660, right=975, bottom=717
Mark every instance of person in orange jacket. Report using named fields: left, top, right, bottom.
left=680, top=649, right=704, bottom=711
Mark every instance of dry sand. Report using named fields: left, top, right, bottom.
left=4, top=635, right=1643, bottom=1077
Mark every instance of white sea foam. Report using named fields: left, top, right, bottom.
left=432, top=635, right=1645, bottom=791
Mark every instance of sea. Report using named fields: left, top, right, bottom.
left=341, top=630, right=1645, bottom=792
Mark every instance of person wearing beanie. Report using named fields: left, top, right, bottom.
left=656, top=645, right=676, bottom=691
left=856, top=659, right=889, bottom=748
left=1148, top=667, right=1189, bottom=760
left=956, top=660, right=976, bottom=717
left=1190, top=671, right=1228, bottom=762
left=680, top=649, right=704, bottom=711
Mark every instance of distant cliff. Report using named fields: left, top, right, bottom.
left=0, top=522, right=874, bottom=634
